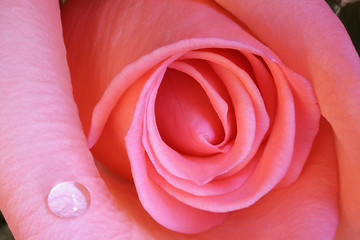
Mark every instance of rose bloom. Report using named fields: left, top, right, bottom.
left=0, top=0, right=359, bottom=239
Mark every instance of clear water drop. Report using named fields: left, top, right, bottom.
left=47, top=181, right=90, bottom=218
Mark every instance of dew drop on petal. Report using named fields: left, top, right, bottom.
left=47, top=181, right=91, bottom=218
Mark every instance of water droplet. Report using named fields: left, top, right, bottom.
left=47, top=181, right=90, bottom=218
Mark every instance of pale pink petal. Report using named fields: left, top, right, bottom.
left=0, top=1, right=146, bottom=239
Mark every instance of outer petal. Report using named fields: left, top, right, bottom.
left=0, top=1, right=149, bottom=239
left=214, top=0, right=360, bottom=236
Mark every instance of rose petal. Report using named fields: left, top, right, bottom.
left=154, top=67, right=227, bottom=156
left=99, top=117, right=339, bottom=239
left=214, top=0, right=360, bottom=235
left=0, top=1, right=145, bottom=239
left=63, top=0, right=328, bottom=234
left=180, top=50, right=270, bottom=177
left=147, top=58, right=297, bottom=212
left=145, top=56, right=257, bottom=185
left=125, top=62, right=228, bottom=234
left=166, top=60, right=236, bottom=148
left=188, top=118, right=339, bottom=239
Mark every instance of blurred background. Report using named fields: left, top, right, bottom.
left=0, top=0, right=359, bottom=239
left=327, top=0, right=360, bottom=54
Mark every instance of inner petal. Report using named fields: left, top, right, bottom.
left=168, top=59, right=236, bottom=148
left=155, top=68, right=225, bottom=156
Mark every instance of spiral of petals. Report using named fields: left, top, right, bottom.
left=62, top=0, right=321, bottom=233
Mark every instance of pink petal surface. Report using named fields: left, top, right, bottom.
left=125, top=61, right=228, bottom=233
left=0, top=0, right=351, bottom=238
left=101, top=117, right=340, bottom=239
left=0, top=0, right=155, bottom=239
left=154, top=66, right=228, bottom=156
left=145, top=59, right=257, bottom=185
left=61, top=0, right=329, bottom=234
left=214, top=0, right=360, bottom=237
left=163, top=60, right=236, bottom=150
left=140, top=57, right=319, bottom=214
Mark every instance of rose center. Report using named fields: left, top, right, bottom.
left=155, top=68, right=226, bottom=156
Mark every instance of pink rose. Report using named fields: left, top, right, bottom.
left=0, top=0, right=359, bottom=239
